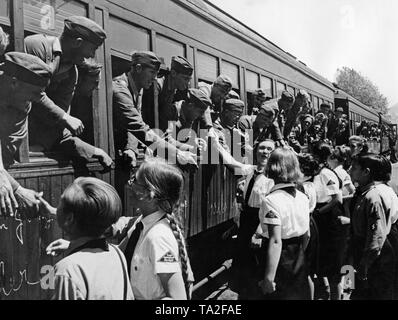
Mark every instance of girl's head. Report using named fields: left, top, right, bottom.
left=312, top=141, right=333, bottom=164
left=255, top=139, right=275, bottom=167
left=265, top=147, right=303, bottom=184
left=328, top=145, right=352, bottom=170
left=298, top=153, right=320, bottom=179
left=350, top=153, right=391, bottom=185
left=129, top=158, right=184, bottom=214
left=348, top=135, right=368, bottom=157
left=57, top=177, right=122, bottom=238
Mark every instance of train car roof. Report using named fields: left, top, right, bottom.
left=178, top=0, right=335, bottom=90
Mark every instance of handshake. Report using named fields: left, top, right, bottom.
left=0, top=170, right=56, bottom=219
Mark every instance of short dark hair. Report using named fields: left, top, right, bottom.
left=312, top=141, right=333, bottom=163
left=333, top=145, right=352, bottom=170
left=61, top=177, right=122, bottom=237
left=298, top=153, right=320, bottom=178
left=352, top=153, right=391, bottom=182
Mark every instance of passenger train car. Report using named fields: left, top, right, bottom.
left=0, top=0, right=393, bottom=299
left=334, top=88, right=397, bottom=155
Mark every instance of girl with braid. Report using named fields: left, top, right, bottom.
left=118, top=158, right=194, bottom=300
left=312, top=142, right=348, bottom=300
left=46, top=159, right=194, bottom=300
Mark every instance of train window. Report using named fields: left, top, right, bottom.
left=197, top=50, right=218, bottom=82
left=0, top=0, right=10, bottom=24
left=23, top=0, right=88, bottom=35
left=109, top=15, right=150, bottom=58
left=156, top=34, right=185, bottom=68
left=260, top=75, right=273, bottom=98
left=276, top=81, right=286, bottom=97
left=221, top=60, right=239, bottom=90
left=312, top=96, right=319, bottom=113
left=245, top=70, right=259, bottom=92
left=287, top=85, right=295, bottom=96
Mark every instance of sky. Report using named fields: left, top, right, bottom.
left=208, top=0, right=398, bottom=108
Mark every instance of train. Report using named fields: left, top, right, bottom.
left=0, top=0, right=395, bottom=299
left=334, top=87, right=397, bottom=155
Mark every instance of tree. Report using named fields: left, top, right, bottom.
left=335, top=67, right=389, bottom=115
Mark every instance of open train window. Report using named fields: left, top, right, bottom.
left=260, top=75, right=273, bottom=98
left=287, top=85, right=295, bottom=96
left=221, top=60, right=239, bottom=91
left=276, top=81, right=286, bottom=98
left=245, top=70, right=259, bottom=115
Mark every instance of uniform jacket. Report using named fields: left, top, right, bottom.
left=24, top=34, right=77, bottom=149
left=112, top=73, right=152, bottom=155
left=351, top=182, right=393, bottom=269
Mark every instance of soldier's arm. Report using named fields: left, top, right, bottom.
left=283, top=100, right=302, bottom=138
left=113, top=87, right=153, bottom=155
left=270, top=121, right=284, bottom=142
left=51, top=67, right=77, bottom=113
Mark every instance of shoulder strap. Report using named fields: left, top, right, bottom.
left=110, top=244, right=129, bottom=300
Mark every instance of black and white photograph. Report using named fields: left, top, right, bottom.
left=0, top=0, right=398, bottom=307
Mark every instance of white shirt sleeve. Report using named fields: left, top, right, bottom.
left=321, top=170, right=339, bottom=196
left=260, top=197, right=281, bottom=226
left=149, top=231, right=181, bottom=274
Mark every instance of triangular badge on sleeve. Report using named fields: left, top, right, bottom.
left=344, top=176, right=350, bottom=181
left=327, top=180, right=335, bottom=186
left=265, top=210, right=278, bottom=219
left=158, top=251, right=178, bottom=263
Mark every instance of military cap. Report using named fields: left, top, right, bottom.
left=320, top=103, right=331, bottom=109
left=280, top=90, right=294, bottom=102
left=131, top=51, right=161, bottom=70
left=171, top=56, right=193, bottom=76
left=64, top=16, right=106, bottom=47
left=214, top=75, right=233, bottom=91
left=253, top=88, right=271, bottom=99
left=223, top=99, right=245, bottom=112
left=336, top=107, right=344, bottom=113
left=188, top=88, right=212, bottom=110
left=258, top=103, right=275, bottom=117
left=1, top=52, right=52, bottom=87
left=297, top=89, right=310, bottom=100
left=226, top=90, right=240, bottom=99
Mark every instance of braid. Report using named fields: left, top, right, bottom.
left=166, top=212, right=192, bottom=300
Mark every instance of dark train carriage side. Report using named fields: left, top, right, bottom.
left=1, top=0, right=336, bottom=299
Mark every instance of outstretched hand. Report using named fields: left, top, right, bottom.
left=0, top=170, right=18, bottom=217
left=46, top=238, right=70, bottom=256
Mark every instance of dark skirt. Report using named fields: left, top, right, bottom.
left=232, top=206, right=260, bottom=295
left=261, top=236, right=311, bottom=300
left=313, top=202, right=349, bottom=278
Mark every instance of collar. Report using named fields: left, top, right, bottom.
left=269, top=183, right=296, bottom=193
left=357, top=181, right=380, bottom=196
left=127, top=72, right=143, bottom=100
left=65, top=236, right=107, bottom=256
left=140, top=210, right=167, bottom=234
left=335, top=164, right=343, bottom=171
